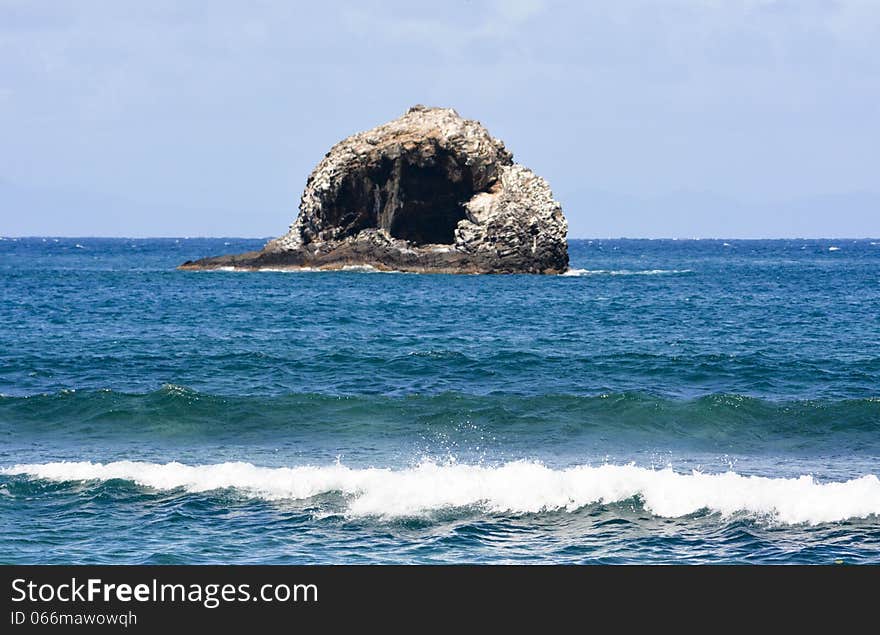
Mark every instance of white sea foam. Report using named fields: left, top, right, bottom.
left=338, top=265, right=409, bottom=274
left=828, top=246, right=841, bottom=251
left=3, top=460, right=878, bottom=525
left=214, top=266, right=331, bottom=273
left=340, top=264, right=379, bottom=272
left=562, top=269, right=692, bottom=277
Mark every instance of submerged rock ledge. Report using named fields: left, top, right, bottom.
left=180, top=105, right=569, bottom=274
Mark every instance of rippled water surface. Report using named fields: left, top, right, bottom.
left=1, top=237, right=879, bottom=563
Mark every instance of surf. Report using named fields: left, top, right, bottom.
left=3, top=459, right=879, bottom=525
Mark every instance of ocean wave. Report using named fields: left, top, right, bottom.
left=562, top=269, right=693, bottom=277
left=3, top=388, right=880, bottom=439
left=3, top=460, right=878, bottom=525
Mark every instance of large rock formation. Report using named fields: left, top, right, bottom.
left=180, top=105, right=568, bottom=274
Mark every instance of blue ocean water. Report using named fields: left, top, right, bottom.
left=1, top=237, right=879, bottom=563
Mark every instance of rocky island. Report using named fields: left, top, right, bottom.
left=180, top=105, right=569, bottom=274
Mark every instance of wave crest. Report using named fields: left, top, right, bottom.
left=3, top=460, right=878, bottom=525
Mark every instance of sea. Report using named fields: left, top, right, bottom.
left=1, top=237, right=879, bottom=564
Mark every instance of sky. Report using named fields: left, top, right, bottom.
left=1, top=0, right=878, bottom=238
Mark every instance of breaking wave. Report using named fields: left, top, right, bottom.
left=3, top=460, right=878, bottom=525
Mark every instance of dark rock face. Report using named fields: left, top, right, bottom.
left=180, top=105, right=569, bottom=274
left=311, top=145, right=476, bottom=246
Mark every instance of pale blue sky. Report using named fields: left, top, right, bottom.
left=1, top=0, right=878, bottom=238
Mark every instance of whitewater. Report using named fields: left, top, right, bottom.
left=4, top=460, right=879, bottom=525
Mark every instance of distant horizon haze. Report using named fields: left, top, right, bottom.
left=1, top=1, right=878, bottom=238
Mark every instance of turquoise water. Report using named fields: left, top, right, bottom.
left=1, top=237, right=879, bottom=563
